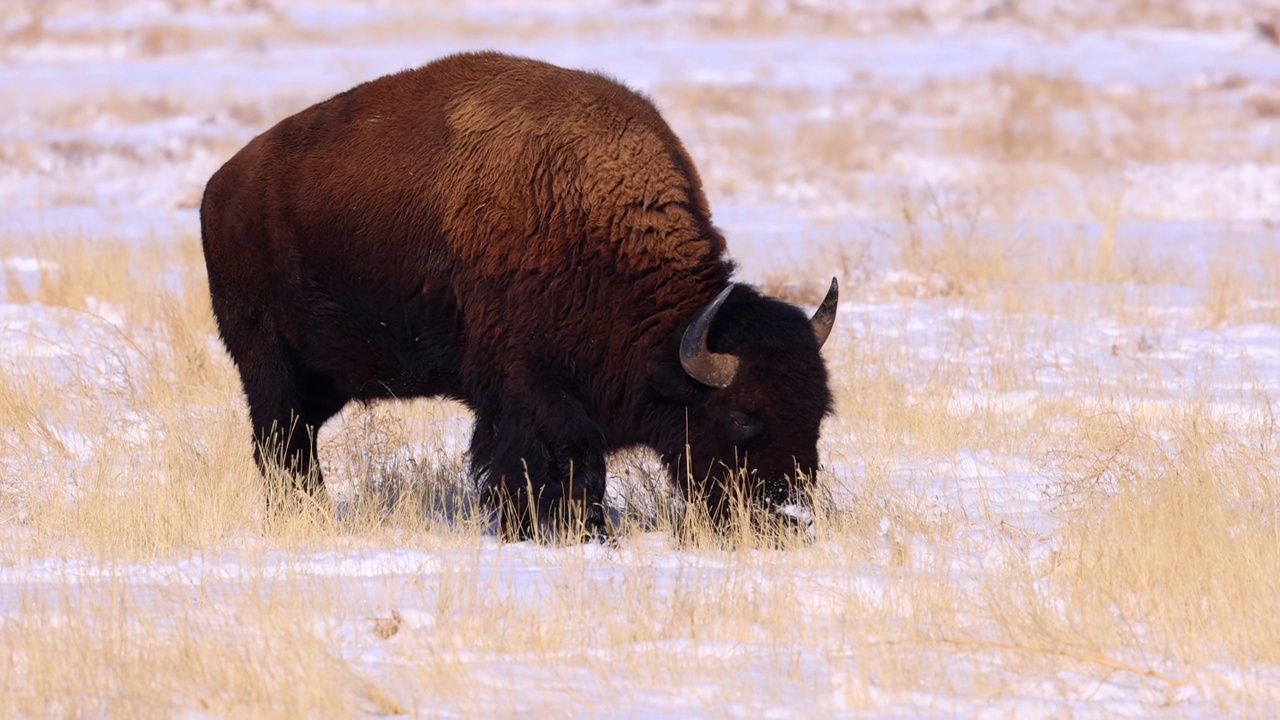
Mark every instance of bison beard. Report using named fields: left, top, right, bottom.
left=200, top=51, right=838, bottom=541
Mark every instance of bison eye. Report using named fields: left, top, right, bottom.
left=727, top=409, right=765, bottom=443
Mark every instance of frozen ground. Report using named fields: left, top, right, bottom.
left=2, top=0, right=1279, bottom=716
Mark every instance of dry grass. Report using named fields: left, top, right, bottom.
left=4, top=209, right=1278, bottom=713
left=649, top=62, right=1274, bottom=242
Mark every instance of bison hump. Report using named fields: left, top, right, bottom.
left=431, top=55, right=722, bottom=273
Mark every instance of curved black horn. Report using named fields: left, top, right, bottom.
left=811, top=277, right=838, bottom=348
left=680, top=285, right=740, bottom=389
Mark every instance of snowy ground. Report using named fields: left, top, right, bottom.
left=2, top=0, right=1279, bottom=716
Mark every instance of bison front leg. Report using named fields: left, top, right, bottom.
left=472, top=405, right=608, bottom=542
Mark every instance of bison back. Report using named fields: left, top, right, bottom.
left=201, top=51, right=730, bottom=407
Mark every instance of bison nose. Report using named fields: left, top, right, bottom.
left=772, top=502, right=816, bottom=538
left=761, top=475, right=816, bottom=538
left=761, top=472, right=814, bottom=507
left=761, top=476, right=793, bottom=506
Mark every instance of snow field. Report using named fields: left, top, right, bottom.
left=2, top=0, right=1280, bottom=716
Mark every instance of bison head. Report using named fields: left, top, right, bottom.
left=650, top=279, right=838, bottom=532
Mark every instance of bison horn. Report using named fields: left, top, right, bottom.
left=810, top=277, right=838, bottom=348
left=680, top=285, right=740, bottom=389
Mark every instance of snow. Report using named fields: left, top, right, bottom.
left=2, top=0, right=1279, bottom=715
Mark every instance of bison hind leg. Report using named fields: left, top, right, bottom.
left=235, top=330, right=350, bottom=509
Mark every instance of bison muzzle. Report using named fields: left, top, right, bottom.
left=200, top=51, right=838, bottom=541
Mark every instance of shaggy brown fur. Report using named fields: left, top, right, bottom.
left=201, top=51, right=834, bottom=539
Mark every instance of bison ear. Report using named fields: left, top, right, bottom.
left=647, top=358, right=698, bottom=404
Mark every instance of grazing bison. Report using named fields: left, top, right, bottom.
left=200, top=51, right=837, bottom=540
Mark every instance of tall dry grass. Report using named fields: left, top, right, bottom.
left=2, top=182, right=1279, bottom=715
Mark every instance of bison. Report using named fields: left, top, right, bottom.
left=200, top=51, right=838, bottom=540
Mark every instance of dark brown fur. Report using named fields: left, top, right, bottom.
left=201, top=51, right=833, bottom=539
